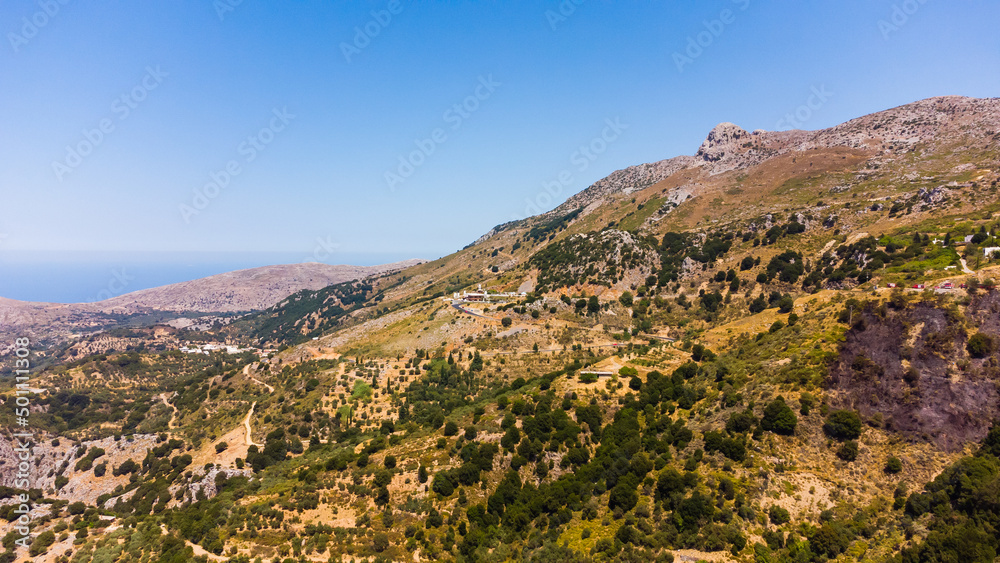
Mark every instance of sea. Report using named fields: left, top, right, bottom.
left=0, top=251, right=425, bottom=304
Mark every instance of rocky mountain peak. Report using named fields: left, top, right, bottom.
left=696, top=122, right=752, bottom=163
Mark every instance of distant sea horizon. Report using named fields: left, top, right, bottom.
left=0, top=251, right=430, bottom=304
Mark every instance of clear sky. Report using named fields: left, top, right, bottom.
left=2, top=0, right=998, bottom=262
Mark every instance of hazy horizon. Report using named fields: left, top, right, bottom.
left=0, top=250, right=429, bottom=303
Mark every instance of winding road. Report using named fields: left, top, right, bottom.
left=239, top=363, right=274, bottom=448
left=244, top=363, right=275, bottom=392
left=243, top=402, right=262, bottom=447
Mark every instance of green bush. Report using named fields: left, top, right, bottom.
left=967, top=332, right=996, bottom=358
left=824, top=410, right=863, bottom=440
left=798, top=392, right=814, bottom=415
left=432, top=472, right=456, bottom=497
left=837, top=440, right=859, bottom=461
left=768, top=505, right=791, bottom=525
left=885, top=456, right=903, bottom=473
left=28, top=531, right=55, bottom=556
left=761, top=397, right=797, bottom=435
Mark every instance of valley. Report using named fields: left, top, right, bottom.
left=2, top=95, right=1000, bottom=563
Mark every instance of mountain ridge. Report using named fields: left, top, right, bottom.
left=0, top=259, right=423, bottom=346
left=502, top=95, right=1000, bottom=236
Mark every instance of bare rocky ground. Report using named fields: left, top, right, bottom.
left=0, top=434, right=158, bottom=504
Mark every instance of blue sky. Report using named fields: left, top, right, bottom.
left=2, top=0, right=998, bottom=262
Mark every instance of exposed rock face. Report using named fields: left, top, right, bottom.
left=0, top=434, right=158, bottom=505
left=552, top=156, right=696, bottom=219
left=524, top=95, right=1000, bottom=222
left=174, top=467, right=252, bottom=503
left=695, top=122, right=752, bottom=163
left=810, top=95, right=1000, bottom=151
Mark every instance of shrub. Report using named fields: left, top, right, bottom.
left=28, top=531, right=55, bottom=556
left=777, top=296, right=794, bottom=314
left=215, top=441, right=228, bottom=454
left=501, top=317, right=513, bottom=328
left=768, top=505, right=791, bottom=525
left=766, top=251, right=805, bottom=283
left=837, top=440, right=859, bottom=461
left=114, top=459, right=138, bottom=476
left=726, top=409, right=757, bottom=434
left=761, top=397, right=797, bottom=435
left=824, top=410, right=863, bottom=440
left=691, top=344, right=716, bottom=361
left=885, top=456, right=902, bottom=473
left=444, top=421, right=459, bottom=436
left=798, top=392, right=814, bottom=415
left=608, top=481, right=638, bottom=512
left=431, top=472, right=456, bottom=497
left=967, top=332, right=996, bottom=358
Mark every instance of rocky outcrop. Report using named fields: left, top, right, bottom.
left=696, top=122, right=752, bottom=163
left=497, top=95, right=1000, bottom=239
left=0, top=434, right=158, bottom=505
left=548, top=156, right=696, bottom=218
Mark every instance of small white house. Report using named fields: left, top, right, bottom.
left=985, top=246, right=1000, bottom=259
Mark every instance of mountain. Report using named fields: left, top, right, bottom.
left=0, top=260, right=423, bottom=347
left=5, top=96, right=1000, bottom=563
left=93, top=260, right=425, bottom=314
